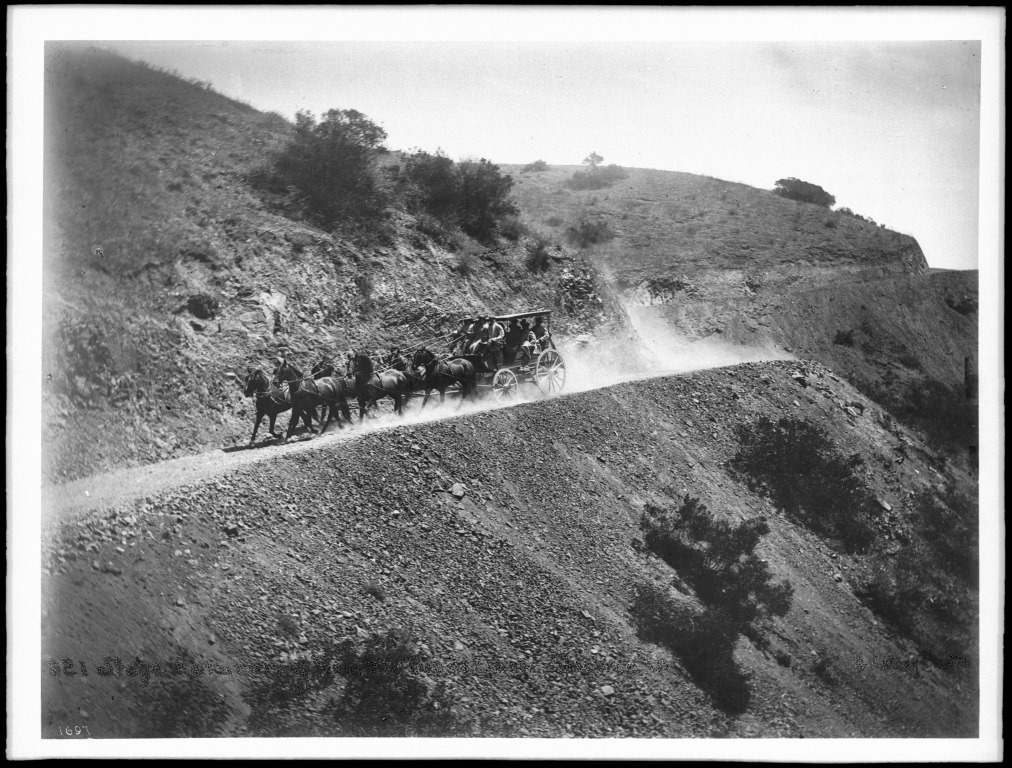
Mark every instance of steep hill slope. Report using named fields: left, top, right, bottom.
left=506, top=164, right=978, bottom=466
left=42, top=45, right=624, bottom=482
left=42, top=362, right=977, bottom=738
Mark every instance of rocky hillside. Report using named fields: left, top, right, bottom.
left=42, top=45, right=623, bottom=482
left=507, top=164, right=978, bottom=468
left=42, top=362, right=977, bottom=738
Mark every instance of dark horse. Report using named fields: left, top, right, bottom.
left=411, top=348, right=478, bottom=409
left=273, top=357, right=352, bottom=441
left=350, top=352, right=420, bottom=418
left=311, top=357, right=358, bottom=427
left=241, top=367, right=307, bottom=446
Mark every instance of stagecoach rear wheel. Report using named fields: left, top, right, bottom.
left=492, top=368, right=519, bottom=402
left=534, top=349, right=566, bottom=396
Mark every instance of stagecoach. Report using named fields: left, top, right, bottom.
left=458, top=309, right=567, bottom=402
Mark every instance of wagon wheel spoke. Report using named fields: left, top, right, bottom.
left=535, top=350, right=566, bottom=396
left=492, top=369, right=519, bottom=402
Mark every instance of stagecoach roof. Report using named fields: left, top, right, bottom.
left=461, top=310, right=552, bottom=322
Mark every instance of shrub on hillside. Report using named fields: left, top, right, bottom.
left=328, top=628, right=470, bottom=736
left=641, top=497, right=794, bottom=626
left=266, top=109, right=389, bottom=227
left=916, top=485, right=978, bottom=584
left=730, top=417, right=878, bottom=552
left=855, top=539, right=976, bottom=667
left=521, top=159, right=549, bottom=172
left=399, top=151, right=519, bottom=243
left=634, top=496, right=793, bottom=713
left=945, top=295, right=977, bottom=316
left=401, top=150, right=458, bottom=221
left=455, top=158, right=519, bottom=241
left=544, top=215, right=564, bottom=227
left=833, top=329, right=856, bottom=347
left=565, top=218, right=615, bottom=248
left=566, top=164, right=629, bottom=191
left=525, top=233, right=553, bottom=273
left=631, top=584, right=751, bottom=714
left=856, top=377, right=973, bottom=456
left=187, top=292, right=220, bottom=319
left=773, top=178, right=836, bottom=208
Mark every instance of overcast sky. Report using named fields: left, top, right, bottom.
left=24, top=7, right=999, bottom=274
left=99, top=31, right=985, bottom=270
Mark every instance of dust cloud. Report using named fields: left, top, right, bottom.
left=305, top=305, right=791, bottom=447
left=562, top=302, right=792, bottom=394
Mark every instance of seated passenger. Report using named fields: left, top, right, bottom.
left=468, top=317, right=490, bottom=355
left=517, top=319, right=538, bottom=366
left=531, top=316, right=551, bottom=350
left=487, top=317, right=506, bottom=369
left=504, top=319, right=524, bottom=364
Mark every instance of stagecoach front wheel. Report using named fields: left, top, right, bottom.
left=492, top=368, right=519, bottom=402
left=534, top=349, right=566, bottom=396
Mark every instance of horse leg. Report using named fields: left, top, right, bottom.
left=267, top=411, right=280, bottom=439
left=280, top=410, right=293, bottom=443
left=339, top=396, right=351, bottom=427
left=250, top=408, right=265, bottom=446
left=301, top=401, right=317, bottom=434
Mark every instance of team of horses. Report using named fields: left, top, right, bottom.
left=238, top=348, right=483, bottom=446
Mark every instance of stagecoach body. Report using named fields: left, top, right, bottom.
left=457, top=309, right=567, bottom=402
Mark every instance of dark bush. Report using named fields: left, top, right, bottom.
left=641, top=496, right=794, bottom=625
left=631, top=584, right=751, bottom=714
left=543, top=215, right=564, bottom=227
left=259, top=109, right=389, bottom=227
left=833, top=329, right=856, bottom=347
left=525, top=234, right=553, bottom=273
left=857, top=377, right=973, bottom=455
left=917, top=485, right=978, bottom=584
left=811, top=649, right=840, bottom=687
left=773, top=177, right=836, bottom=208
left=945, top=295, right=977, bottom=316
left=566, top=218, right=615, bottom=248
left=854, top=536, right=976, bottom=669
left=329, top=628, right=469, bottom=736
left=730, top=417, right=878, bottom=552
left=401, top=150, right=458, bottom=221
left=521, top=159, right=549, bottom=172
left=400, top=151, right=518, bottom=242
left=455, top=159, right=519, bottom=241
left=187, top=292, right=220, bottom=319
left=566, top=164, right=629, bottom=191
left=635, top=496, right=793, bottom=713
